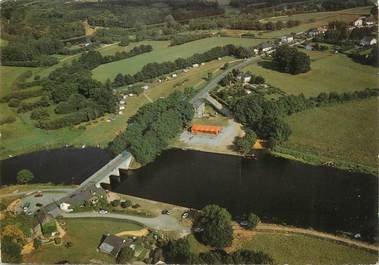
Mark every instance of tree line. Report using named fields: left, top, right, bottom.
left=231, top=88, right=378, bottom=147
left=112, top=44, right=255, bottom=87
left=108, top=91, right=194, bottom=163
left=170, top=32, right=211, bottom=46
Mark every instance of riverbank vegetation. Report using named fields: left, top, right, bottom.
left=108, top=91, right=194, bottom=164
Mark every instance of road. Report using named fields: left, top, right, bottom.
left=0, top=188, right=76, bottom=198
left=61, top=212, right=191, bottom=236
left=190, top=56, right=262, bottom=104
left=79, top=150, right=132, bottom=187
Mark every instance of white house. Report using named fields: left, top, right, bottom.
left=281, top=35, right=294, bottom=43
left=172, top=73, right=177, bottom=78
left=192, top=63, right=199, bottom=68
left=360, top=36, right=377, bottom=46
left=260, top=43, right=273, bottom=53
left=60, top=203, right=73, bottom=212
left=353, top=17, right=364, bottom=27
left=119, top=100, right=125, bottom=104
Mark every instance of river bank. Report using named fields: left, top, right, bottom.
left=272, top=146, right=377, bottom=176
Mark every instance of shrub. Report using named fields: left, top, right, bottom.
left=120, top=200, right=131, bottom=208
left=54, top=237, right=62, bottom=245
left=41, top=221, right=57, bottom=236
left=111, top=200, right=120, bottom=207
left=17, top=169, right=34, bottom=184
left=30, top=108, right=49, bottom=120
left=0, top=115, right=16, bottom=125
left=246, top=213, right=260, bottom=229
left=8, top=98, right=21, bottom=108
left=117, top=246, right=135, bottom=263
left=33, top=238, right=42, bottom=249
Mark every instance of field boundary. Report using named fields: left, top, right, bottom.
left=256, top=224, right=378, bottom=253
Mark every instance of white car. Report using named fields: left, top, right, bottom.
left=99, top=209, right=109, bottom=214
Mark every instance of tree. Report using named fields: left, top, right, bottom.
left=119, top=37, right=129, bottom=47
left=2, top=225, right=26, bottom=244
left=117, top=246, right=135, bottom=263
left=234, top=129, right=257, bottom=155
left=194, top=204, right=233, bottom=248
left=273, top=45, right=310, bottom=74
left=164, top=238, right=192, bottom=264
left=246, top=213, right=260, bottom=229
left=16, top=169, right=34, bottom=184
left=1, top=236, right=22, bottom=263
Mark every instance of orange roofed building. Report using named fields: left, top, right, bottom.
left=191, top=124, right=222, bottom=135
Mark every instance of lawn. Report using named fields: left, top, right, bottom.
left=243, top=50, right=377, bottom=97
left=25, top=218, right=143, bottom=264
left=0, top=57, right=232, bottom=159
left=278, top=98, right=378, bottom=171
left=92, top=37, right=269, bottom=81
left=243, top=232, right=377, bottom=265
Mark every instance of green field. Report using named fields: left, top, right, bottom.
left=243, top=50, right=377, bottom=97
left=0, top=57, right=231, bottom=159
left=259, top=6, right=371, bottom=38
left=278, top=98, right=378, bottom=171
left=25, top=218, right=143, bottom=264
left=92, top=37, right=269, bottom=81
left=242, top=232, right=377, bottom=265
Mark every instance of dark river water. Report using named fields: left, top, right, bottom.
left=0, top=147, right=111, bottom=186
left=113, top=149, right=378, bottom=242
left=0, top=148, right=377, bottom=241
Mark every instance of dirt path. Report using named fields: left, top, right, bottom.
left=256, top=223, right=379, bottom=252
left=21, top=241, right=35, bottom=255
left=115, top=228, right=149, bottom=237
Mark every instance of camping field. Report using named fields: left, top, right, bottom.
left=92, top=37, right=270, bottom=81
left=24, top=218, right=143, bottom=264
left=243, top=50, right=378, bottom=97
left=0, top=57, right=232, bottom=159
left=277, top=98, right=378, bottom=172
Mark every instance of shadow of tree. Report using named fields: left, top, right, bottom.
left=257, top=60, right=277, bottom=71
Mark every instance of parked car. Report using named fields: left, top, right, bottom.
left=181, top=212, right=189, bottom=219
left=99, top=209, right=109, bottom=214
left=239, top=220, right=249, bottom=227
left=34, top=191, right=43, bottom=197
left=161, top=209, right=171, bottom=215
left=192, top=227, right=204, bottom=233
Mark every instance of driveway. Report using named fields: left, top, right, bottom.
left=61, top=212, right=191, bottom=236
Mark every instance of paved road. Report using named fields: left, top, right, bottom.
left=0, top=188, right=76, bottom=198
left=190, top=56, right=261, bottom=104
left=61, top=212, right=191, bottom=236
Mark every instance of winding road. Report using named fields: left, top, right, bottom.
left=61, top=212, right=191, bottom=236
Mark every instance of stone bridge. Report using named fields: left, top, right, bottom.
left=80, top=150, right=133, bottom=189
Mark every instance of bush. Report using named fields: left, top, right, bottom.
left=111, top=200, right=120, bottom=207
left=33, top=238, right=42, bottom=249
left=41, top=221, right=57, bottom=236
left=8, top=98, right=21, bottom=108
left=30, top=108, right=49, bottom=120
left=246, top=213, right=260, bottom=229
left=54, top=237, right=62, bottom=245
left=117, top=246, right=135, bottom=263
left=17, top=169, right=34, bottom=184
left=120, top=200, right=131, bottom=208
left=0, top=115, right=16, bottom=125
left=1, top=236, right=22, bottom=263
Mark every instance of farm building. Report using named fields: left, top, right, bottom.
left=191, top=124, right=222, bottom=135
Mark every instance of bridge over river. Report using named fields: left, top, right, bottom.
left=80, top=150, right=133, bottom=188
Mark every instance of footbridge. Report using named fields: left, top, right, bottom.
left=80, top=150, right=133, bottom=188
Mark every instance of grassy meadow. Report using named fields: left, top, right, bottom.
left=92, top=37, right=269, bottom=81
left=25, top=218, right=143, bottom=264
left=242, top=232, right=377, bottom=265
left=243, top=50, right=378, bottom=97
left=278, top=98, right=378, bottom=171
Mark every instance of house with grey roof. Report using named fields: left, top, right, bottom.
left=98, top=234, right=127, bottom=258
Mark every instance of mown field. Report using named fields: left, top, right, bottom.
left=0, top=56, right=231, bottom=159
left=242, top=232, right=377, bottom=265
left=279, top=98, right=378, bottom=171
left=243, top=50, right=377, bottom=97
left=188, top=232, right=377, bottom=265
left=92, top=37, right=269, bottom=81
left=24, top=218, right=143, bottom=264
